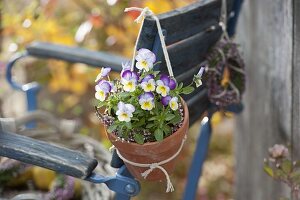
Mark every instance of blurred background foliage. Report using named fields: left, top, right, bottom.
left=0, top=0, right=235, bottom=199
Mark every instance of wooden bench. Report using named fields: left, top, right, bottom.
left=1, top=0, right=243, bottom=199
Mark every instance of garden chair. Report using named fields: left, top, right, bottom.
left=1, top=0, right=244, bottom=199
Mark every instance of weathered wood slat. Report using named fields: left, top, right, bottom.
left=186, top=88, right=210, bottom=125
left=27, top=42, right=128, bottom=71
left=137, top=0, right=234, bottom=48
left=292, top=0, right=300, bottom=159
left=167, top=27, right=222, bottom=76
left=0, top=130, right=98, bottom=179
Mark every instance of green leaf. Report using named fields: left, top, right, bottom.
left=169, top=113, right=182, bottom=125
left=107, top=123, right=118, bottom=133
left=124, top=122, right=132, bottom=129
left=263, top=165, right=274, bottom=177
left=181, top=86, right=195, bottom=94
left=178, top=82, right=183, bottom=89
left=134, top=110, right=143, bottom=114
left=97, top=101, right=106, bottom=108
left=146, top=123, right=155, bottom=128
left=131, top=117, right=139, bottom=121
left=119, top=92, right=130, bottom=98
left=153, top=70, right=160, bottom=76
left=162, top=125, right=172, bottom=135
left=133, top=118, right=145, bottom=127
left=134, top=133, right=144, bottom=144
left=154, top=129, right=164, bottom=142
left=281, top=160, right=292, bottom=174
left=148, top=116, right=157, bottom=121
left=165, top=114, right=175, bottom=121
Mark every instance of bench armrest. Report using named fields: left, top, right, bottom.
left=26, top=42, right=129, bottom=71
left=0, top=130, right=98, bottom=179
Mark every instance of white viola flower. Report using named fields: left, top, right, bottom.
left=138, top=92, right=155, bottom=111
left=169, top=97, right=179, bottom=111
left=95, top=88, right=106, bottom=101
left=116, top=101, right=135, bottom=122
left=122, top=79, right=136, bottom=92
left=121, top=70, right=139, bottom=92
left=141, top=79, right=156, bottom=92
left=95, top=80, right=112, bottom=102
left=156, top=80, right=170, bottom=97
left=135, top=48, right=156, bottom=72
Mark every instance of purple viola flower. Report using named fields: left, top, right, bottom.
left=161, top=95, right=172, bottom=106
left=95, top=67, right=111, bottom=82
left=135, top=48, right=156, bottom=72
left=97, top=80, right=112, bottom=93
left=121, top=61, right=131, bottom=76
left=121, top=70, right=139, bottom=92
left=169, top=78, right=176, bottom=90
left=138, top=92, right=155, bottom=111
left=159, top=74, right=176, bottom=90
left=139, top=92, right=154, bottom=100
left=121, top=70, right=139, bottom=82
left=141, top=74, right=155, bottom=83
left=160, top=74, right=170, bottom=85
left=156, top=74, right=177, bottom=96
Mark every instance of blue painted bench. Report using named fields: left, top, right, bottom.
left=1, top=0, right=243, bottom=199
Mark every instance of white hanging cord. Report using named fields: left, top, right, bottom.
left=124, top=7, right=174, bottom=77
left=219, top=0, right=230, bottom=40
left=111, top=135, right=187, bottom=192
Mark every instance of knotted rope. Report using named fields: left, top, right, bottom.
left=110, top=135, right=187, bottom=192
left=124, top=7, right=174, bottom=77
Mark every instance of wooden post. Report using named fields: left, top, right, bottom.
left=235, top=0, right=293, bottom=199
left=292, top=0, right=300, bottom=160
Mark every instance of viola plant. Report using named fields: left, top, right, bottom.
left=264, top=144, right=300, bottom=200
left=95, top=48, right=203, bottom=144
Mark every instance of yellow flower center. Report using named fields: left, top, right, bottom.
left=127, top=82, right=133, bottom=87
left=146, top=83, right=152, bottom=89
left=144, top=101, right=151, bottom=108
left=141, top=60, right=148, bottom=68
left=97, top=90, right=104, bottom=96
left=141, top=100, right=153, bottom=110
left=121, top=113, right=128, bottom=118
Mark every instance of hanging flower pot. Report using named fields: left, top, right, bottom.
left=106, top=98, right=189, bottom=181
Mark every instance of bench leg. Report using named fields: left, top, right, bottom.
left=183, top=116, right=212, bottom=200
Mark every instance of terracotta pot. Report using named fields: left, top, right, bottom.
left=106, top=99, right=189, bottom=181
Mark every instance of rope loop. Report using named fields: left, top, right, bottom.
left=124, top=7, right=174, bottom=77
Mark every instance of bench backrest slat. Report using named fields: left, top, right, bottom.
left=135, top=0, right=234, bottom=122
